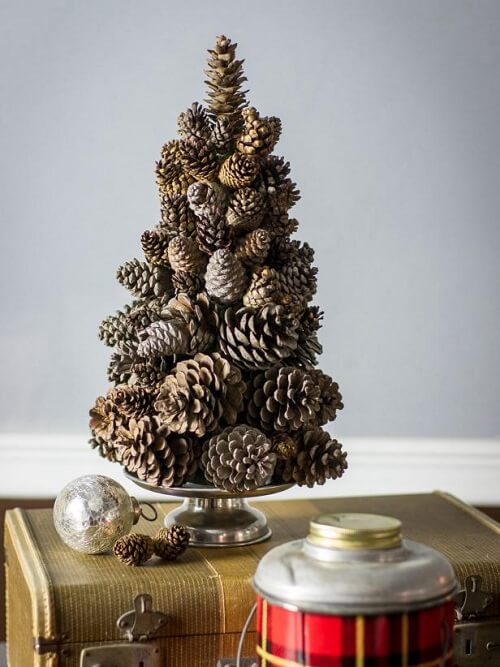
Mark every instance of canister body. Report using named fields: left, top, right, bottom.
left=256, top=595, right=455, bottom=666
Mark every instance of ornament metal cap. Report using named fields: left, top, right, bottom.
left=307, top=513, right=402, bottom=551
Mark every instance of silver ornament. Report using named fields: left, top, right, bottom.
left=53, top=474, right=156, bottom=554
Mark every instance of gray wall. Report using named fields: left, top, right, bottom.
left=1, top=0, right=499, bottom=437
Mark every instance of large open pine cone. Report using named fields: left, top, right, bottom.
left=205, top=249, right=247, bottom=304
left=138, top=292, right=218, bottom=358
left=218, top=304, right=299, bottom=370
left=246, top=366, right=321, bottom=433
left=108, top=385, right=154, bottom=419
left=201, top=424, right=276, bottom=493
left=275, top=428, right=347, bottom=488
left=154, top=353, right=245, bottom=437
left=89, top=396, right=123, bottom=440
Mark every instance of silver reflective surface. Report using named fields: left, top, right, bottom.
left=53, top=474, right=135, bottom=554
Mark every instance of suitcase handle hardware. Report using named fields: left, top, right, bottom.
left=455, top=619, right=500, bottom=663
left=455, top=575, right=493, bottom=621
left=117, top=593, right=168, bottom=642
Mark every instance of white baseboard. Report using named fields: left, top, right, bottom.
left=0, top=435, right=499, bottom=505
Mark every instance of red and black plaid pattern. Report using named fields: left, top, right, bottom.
left=256, top=595, right=454, bottom=666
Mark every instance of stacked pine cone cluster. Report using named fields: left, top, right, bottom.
left=89, top=35, right=347, bottom=493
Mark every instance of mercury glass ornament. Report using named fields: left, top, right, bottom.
left=53, top=474, right=142, bottom=554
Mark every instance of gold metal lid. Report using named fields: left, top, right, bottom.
left=307, top=513, right=402, bottom=550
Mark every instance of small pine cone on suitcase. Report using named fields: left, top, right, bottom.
left=154, top=525, right=191, bottom=560
left=113, top=533, right=154, bottom=566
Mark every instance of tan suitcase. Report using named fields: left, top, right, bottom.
left=4, top=492, right=500, bottom=666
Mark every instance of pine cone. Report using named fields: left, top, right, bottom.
left=130, top=356, right=172, bottom=389
left=205, top=35, right=248, bottom=137
left=154, top=353, right=245, bottom=436
left=179, top=138, right=219, bottom=181
left=127, top=300, right=164, bottom=334
left=98, top=305, right=133, bottom=348
left=311, top=370, right=344, bottom=425
left=138, top=293, right=218, bottom=358
left=187, top=181, right=226, bottom=221
left=226, top=187, right=266, bottom=232
left=177, top=102, right=211, bottom=141
left=171, top=270, right=204, bottom=296
left=236, top=107, right=275, bottom=157
left=205, top=249, right=247, bottom=304
left=275, top=428, right=347, bottom=488
left=107, top=351, right=135, bottom=385
left=89, top=434, right=118, bottom=463
left=196, top=215, right=233, bottom=255
left=211, top=115, right=233, bottom=153
left=154, top=525, right=190, bottom=560
left=167, top=236, right=206, bottom=274
left=278, top=242, right=318, bottom=304
left=266, top=116, right=282, bottom=149
left=235, top=228, right=271, bottom=266
left=242, top=267, right=281, bottom=309
left=116, top=259, right=173, bottom=299
left=271, top=433, right=298, bottom=460
left=156, top=140, right=195, bottom=197
left=246, top=366, right=321, bottom=433
left=219, top=153, right=260, bottom=189
left=218, top=305, right=299, bottom=371
left=262, top=213, right=299, bottom=239
left=141, top=229, right=171, bottom=266
left=201, top=424, right=276, bottom=492
left=257, top=155, right=300, bottom=212
left=116, top=416, right=194, bottom=487
left=108, top=385, right=154, bottom=419
left=89, top=396, right=123, bottom=440
left=287, top=306, right=324, bottom=368
left=113, top=533, right=154, bottom=566
left=159, top=193, right=197, bottom=237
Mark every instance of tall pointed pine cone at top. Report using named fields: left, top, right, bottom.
left=205, top=35, right=248, bottom=137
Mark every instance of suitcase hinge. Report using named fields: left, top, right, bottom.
left=117, top=593, right=168, bottom=642
left=456, top=575, right=494, bottom=621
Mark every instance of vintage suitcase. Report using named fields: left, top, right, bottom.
left=4, top=492, right=500, bottom=666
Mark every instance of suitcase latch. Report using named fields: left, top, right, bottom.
left=456, top=575, right=493, bottom=620
left=455, top=619, right=500, bottom=664
left=79, top=594, right=168, bottom=667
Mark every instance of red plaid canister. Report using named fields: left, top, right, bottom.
left=256, top=596, right=454, bottom=667
left=252, top=513, right=458, bottom=667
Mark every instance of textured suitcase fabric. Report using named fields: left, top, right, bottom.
left=5, top=492, right=500, bottom=666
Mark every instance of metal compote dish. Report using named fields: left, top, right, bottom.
left=125, top=474, right=294, bottom=547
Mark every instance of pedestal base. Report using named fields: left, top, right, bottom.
left=165, top=497, right=272, bottom=546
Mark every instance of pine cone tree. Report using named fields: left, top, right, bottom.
left=196, top=215, right=233, bottom=255
left=242, top=267, right=281, bottom=309
left=177, top=102, right=211, bottom=141
left=108, top=385, right=154, bottom=419
left=159, top=193, right=197, bottom=237
left=89, top=434, right=118, bottom=463
left=179, top=138, right=219, bottom=181
left=98, top=305, right=133, bottom=347
left=116, top=259, right=173, bottom=299
left=201, top=424, right=276, bottom=492
left=113, top=533, right=154, bottom=566
left=154, top=353, right=245, bottom=436
left=311, top=370, right=344, bottom=425
left=204, top=249, right=247, bottom=304
left=154, top=525, right=190, bottom=560
left=205, top=35, right=248, bottom=137
left=275, top=428, right=347, bottom=488
left=89, top=396, right=123, bottom=440
left=156, top=140, right=195, bottom=197
left=138, top=293, right=218, bottom=358
left=287, top=306, right=324, bottom=368
left=116, top=416, right=194, bottom=487
left=167, top=236, right=206, bottom=274
left=211, top=115, right=233, bottom=153
left=226, top=187, right=266, bottom=231
left=235, top=228, right=271, bottom=266
left=218, top=305, right=299, bottom=370
left=236, top=107, right=275, bottom=157
left=171, top=270, right=204, bottom=296
left=246, top=366, right=321, bottom=433
left=141, top=229, right=171, bottom=266
left=219, top=153, right=260, bottom=189
left=271, top=433, right=298, bottom=460
left=187, top=181, right=226, bottom=221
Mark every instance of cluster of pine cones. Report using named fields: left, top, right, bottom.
left=89, top=35, right=347, bottom=493
left=113, top=524, right=190, bottom=567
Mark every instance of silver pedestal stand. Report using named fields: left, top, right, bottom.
left=126, top=474, right=293, bottom=547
